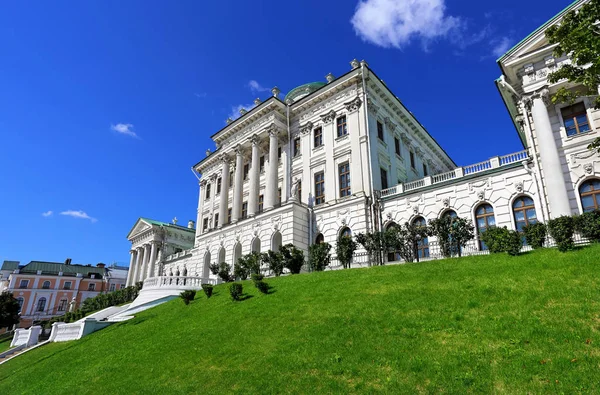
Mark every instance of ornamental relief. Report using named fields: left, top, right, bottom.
left=299, top=88, right=358, bottom=121
left=221, top=113, right=278, bottom=149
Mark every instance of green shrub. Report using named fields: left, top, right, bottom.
left=548, top=215, right=576, bottom=252
left=308, top=242, right=331, bottom=271
left=251, top=273, right=264, bottom=283
left=229, top=283, right=243, bottom=301
left=523, top=222, right=547, bottom=249
left=336, top=234, right=357, bottom=269
left=280, top=244, right=305, bottom=274
left=575, top=210, right=600, bottom=242
left=262, top=250, right=284, bottom=276
left=505, top=230, right=523, bottom=256
left=210, top=262, right=233, bottom=282
left=179, top=290, right=196, bottom=305
left=480, top=227, right=511, bottom=254
left=255, top=280, right=270, bottom=294
left=201, top=283, right=213, bottom=298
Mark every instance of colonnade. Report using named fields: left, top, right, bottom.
left=126, top=241, right=162, bottom=286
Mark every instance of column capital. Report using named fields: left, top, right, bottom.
left=129, top=249, right=136, bottom=254
left=384, top=117, right=396, bottom=132
left=344, top=96, right=362, bottom=112
left=320, top=109, right=336, bottom=124
left=267, top=125, right=279, bottom=138
left=300, top=121, right=313, bottom=135
left=219, top=153, right=230, bottom=164
left=400, top=132, right=412, bottom=146
left=136, top=246, right=144, bottom=252
left=523, top=86, right=550, bottom=109
left=250, top=134, right=261, bottom=146
left=235, top=145, right=245, bottom=156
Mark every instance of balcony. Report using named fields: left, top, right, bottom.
left=379, top=150, right=529, bottom=198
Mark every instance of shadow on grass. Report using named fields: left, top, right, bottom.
left=237, top=295, right=254, bottom=301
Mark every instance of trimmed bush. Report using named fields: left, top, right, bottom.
left=201, top=283, right=213, bottom=298
left=250, top=273, right=264, bottom=283
left=548, top=215, right=576, bottom=252
left=180, top=290, right=196, bottom=305
left=255, top=280, right=270, bottom=294
left=480, top=227, right=511, bottom=254
left=210, top=262, right=233, bottom=282
left=505, top=230, right=523, bottom=256
left=575, top=210, right=600, bottom=242
left=523, top=222, right=547, bottom=249
left=229, top=283, right=243, bottom=301
left=308, top=243, right=331, bottom=272
left=280, top=244, right=305, bottom=274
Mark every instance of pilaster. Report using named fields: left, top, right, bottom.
left=232, top=146, right=244, bottom=223
left=248, top=135, right=261, bottom=216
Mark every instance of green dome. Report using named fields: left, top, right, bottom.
left=284, top=82, right=327, bottom=103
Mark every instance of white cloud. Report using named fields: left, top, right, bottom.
left=110, top=123, right=138, bottom=138
left=490, top=36, right=512, bottom=58
left=247, top=80, right=269, bottom=93
left=194, top=92, right=207, bottom=98
left=228, top=103, right=255, bottom=121
left=351, top=0, right=461, bottom=49
left=60, top=210, right=97, bottom=223
left=42, top=211, right=53, bottom=217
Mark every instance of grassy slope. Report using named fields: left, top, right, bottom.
left=1, top=246, right=600, bottom=394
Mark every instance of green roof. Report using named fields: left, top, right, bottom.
left=284, top=82, right=327, bottom=103
left=140, top=217, right=195, bottom=232
left=19, top=261, right=106, bottom=278
left=1, top=261, right=20, bottom=271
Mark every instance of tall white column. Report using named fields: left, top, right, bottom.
left=265, top=128, right=279, bottom=211
left=231, top=146, right=244, bottom=223
left=132, top=247, right=143, bottom=285
left=141, top=244, right=151, bottom=281
left=219, top=155, right=230, bottom=227
left=321, top=110, right=336, bottom=203
left=529, top=88, right=571, bottom=218
left=195, top=181, right=205, bottom=238
left=148, top=242, right=158, bottom=278
left=248, top=135, right=261, bottom=216
left=126, top=250, right=136, bottom=286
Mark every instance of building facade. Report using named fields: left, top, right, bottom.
left=0, top=260, right=128, bottom=328
left=128, top=0, right=599, bottom=282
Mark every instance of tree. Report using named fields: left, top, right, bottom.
left=355, top=231, right=387, bottom=266
left=210, top=261, right=233, bottom=282
left=234, top=252, right=263, bottom=280
left=308, top=242, right=331, bottom=271
left=336, top=233, right=357, bottom=269
left=0, top=291, right=21, bottom=329
left=261, top=250, right=284, bottom=276
left=382, top=222, right=429, bottom=263
left=545, top=0, right=600, bottom=153
left=279, top=244, right=305, bottom=274
left=429, top=216, right=474, bottom=258
left=449, top=217, right=475, bottom=257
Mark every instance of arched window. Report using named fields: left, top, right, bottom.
left=340, top=227, right=352, bottom=238
left=513, top=196, right=538, bottom=231
left=42, top=281, right=51, bottom=289
left=251, top=237, right=261, bottom=253
left=442, top=210, right=457, bottom=219
left=271, top=231, right=282, bottom=252
left=412, top=216, right=429, bottom=259
left=580, top=178, right=600, bottom=212
left=315, top=233, right=324, bottom=244
left=218, top=247, right=226, bottom=266
left=475, top=203, right=496, bottom=250
left=16, top=297, right=24, bottom=312
left=36, top=297, right=47, bottom=312
left=203, top=251, right=211, bottom=278
left=233, top=242, right=242, bottom=266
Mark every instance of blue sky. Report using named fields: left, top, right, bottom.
left=0, top=0, right=569, bottom=266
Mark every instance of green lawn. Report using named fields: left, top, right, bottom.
left=0, top=336, right=12, bottom=354
left=1, top=246, right=600, bottom=393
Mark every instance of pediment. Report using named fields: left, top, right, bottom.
left=127, top=219, right=153, bottom=239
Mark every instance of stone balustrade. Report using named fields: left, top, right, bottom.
left=380, top=150, right=529, bottom=198
left=142, top=276, right=221, bottom=291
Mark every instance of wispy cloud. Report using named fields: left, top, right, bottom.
left=351, top=0, right=461, bottom=49
left=60, top=210, right=97, bottom=223
left=194, top=92, right=207, bottom=98
left=110, top=123, right=139, bottom=138
left=228, top=103, right=255, bottom=121
left=490, top=36, right=513, bottom=58
left=247, top=80, right=269, bottom=93
left=42, top=210, right=53, bottom=217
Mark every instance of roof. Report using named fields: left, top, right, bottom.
left=1, top=261, right=20, bottom=271
left=284, top=82, right=327, bottom=103
left=139, top=217, right=195, bottom=232
left=19, top=261, right=106, bottom=278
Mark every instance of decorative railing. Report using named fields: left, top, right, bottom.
left=379, top=150, right=529, bottom=198
left=142, top=276, right=221, bottom=290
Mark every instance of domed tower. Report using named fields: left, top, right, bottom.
left=284, top=82, right=327, bottom=104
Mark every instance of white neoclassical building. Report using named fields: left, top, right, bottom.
left=128, top=0, right=599, bottom=285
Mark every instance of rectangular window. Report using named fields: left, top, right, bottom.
left=57, top=299, right=67, bottom=312
left=88, top=283, right=96, bottom=291
left=19, top=279, right=29, bottom=289
left=259, top=156, right=265, bottom=173
left=336, top=115, right=348, bottom=138
left=313, top=127, right=323, bottom=148
left=410, top=151, right=416, bottom=169
left=423, top=163, right=428, bottom=176
left=227, top=208, right=232, bottom=223
left=278, top=147, right=282, bottom=162
left=315, top=172, right=325, bottom=205
left=258, top=194, right=264, bottom=213
left=380, top=168, right=388, bottom=190
left=278, top=188, right=282, bottom=204
left=339, top=162, right=351, bottom=197
left=242, top=201, right=248, bottom=219
left=109, top=284, right=116, bottom=292
left=377, top=121, right=384, bottom=141
left=229, top=171, right=234, bottom=187
left=216, top=178, right=222, bottom=194
left=293, top=137, right=301, bottom=157
left=394, top=137, right=401, bottom=156
left=243, top=163, right=250, bottom=180
left=64, top=281, right=72, bottom=290
left=203, top=218, right=209, bottom=231
left=214, top=213, right=219, bottom=228
left=561, top=103, right=590, bottom=136
left=205, top=183, right=211, bottom=200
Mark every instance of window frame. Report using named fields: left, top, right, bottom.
left=512, top=196, right=538, bottom=231
left=19, top=279, right=29, bottom=289
left=36, top=297, right=47, bottom=312
left=293, top=137, right=301, bottom=157
left=258, top=194, right=264, bottom=213
left=336, top=115, right=348, bottom=138
left=338, top=162, right=351, bottom=197
left=579, top=178, right=600, bottom=212
left=314, top=171, right=325, bottom=205
left=394, top=137, right=401, bottom=156
left=205, top=183, right=211, bottom=200
left=57, top=298, right=67, bottom=312
left=475, top=203, right=496, bottom=250
left=203, top=217, right=209, bottom=231
left=560, top=102, right=591, bottom=137
left=377, top=121, right=384, bottom=141
left=410, top=151, right=416, bottom=169
left=88, top=283, right=96, bottom=291
left=313, top=127, right=323, bottom=148
left=42, top=280, right=51, bottom=289
left=241, top=201, right=248, bottom=219
left=216, top=177, right=222, bottom=194
left=63, top=281, right=72, bottom=290
left=214, top=213, right=219, bottom=228
left=380, top=167, right=388, bottom=190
